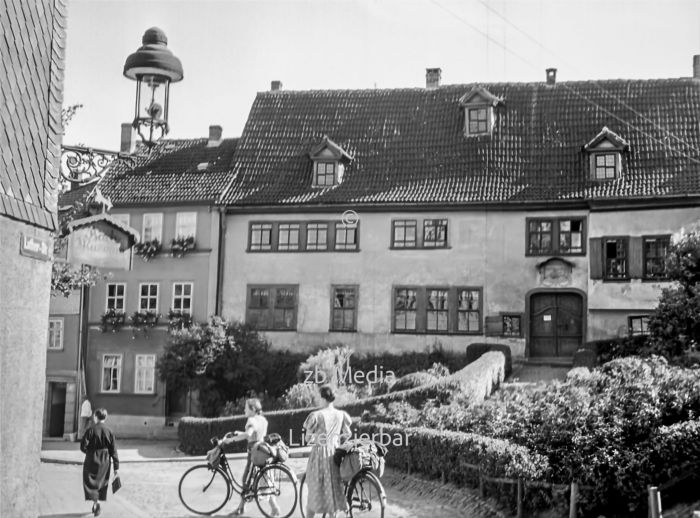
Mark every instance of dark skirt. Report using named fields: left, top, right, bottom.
left=83, top=448, right=112, bottom=501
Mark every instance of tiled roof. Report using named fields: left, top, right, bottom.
left=219, top=78, right=700, bottom=206
left=97, top=138, right=238, bottom=205
left=0, top=0, right=68, bottom=229
left=58, top=181, right=98, bottom=210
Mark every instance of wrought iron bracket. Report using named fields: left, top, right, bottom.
left=61, top=145, right=120, bottom=185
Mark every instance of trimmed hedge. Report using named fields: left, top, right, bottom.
left=178, top=408, right=310, bottom=455
left=180, top=352, right=505, bottom=454
left=356, top=421, right=548, bottom=508
left=466, top=343, right=512, bottom=378
left=350, top=348, right=468, bottom=379
left=340, top=351, right=506, bottom=415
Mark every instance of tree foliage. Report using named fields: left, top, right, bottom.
left=156, top=317, right=282, bottom=417
left=647, top=229, right=700, bottom=355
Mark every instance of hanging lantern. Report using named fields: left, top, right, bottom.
left=123, top=27, right=183, bottom=147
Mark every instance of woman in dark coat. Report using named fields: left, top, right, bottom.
left=80, top=408, right=119, bottom=517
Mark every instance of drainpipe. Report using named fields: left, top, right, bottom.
left=75, top=278, right=90, bottom=436
left=215, top=206, right=227, bottom=316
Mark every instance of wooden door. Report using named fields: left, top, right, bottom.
left=530, top=293, right=583, bottom=357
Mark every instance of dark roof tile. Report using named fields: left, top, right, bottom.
left=220, top=79, right=700, bottom=206
left=98, top=138, right=238, bottom=206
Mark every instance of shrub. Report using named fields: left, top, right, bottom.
left=356, top=422, right=548, bottom=511
left=418, top=356, right=700, bottom=517
left=466, top=343, right=512, bottom=378
left=282, top=383, right=322, bottom=409
left=349, top=342, right=468, bottom=379
left=388, top=371, right=438, bottom=393
left=178, top=408, right=311, bottom=455
left=297, top=345, right=353, bottom=387
left=221, top=392, right=283, bottom=416
left=426, top=362, right=450, bottom=377
left=158, top=318, right=306, bottom=416
left=342, top=352, right=505, bottom=417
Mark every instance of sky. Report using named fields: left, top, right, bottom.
left=62, top=0, right=700, bottom=150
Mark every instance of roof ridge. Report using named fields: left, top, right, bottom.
left=256, top=77, right=699, bottom=96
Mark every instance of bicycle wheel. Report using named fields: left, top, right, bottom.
left=347, top=471, right=385, bottom=518
left=254, top=463, right=298, bottom=518
left=178, top=464, right=231, bottom=515
left=299, top=472, right=329, bottom=518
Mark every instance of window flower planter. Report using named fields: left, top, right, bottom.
left=134, top=239, right=162, bottom=262
left=168, top=309, right=193, bottom=331
left=170, top=235, right=196, bottom=258
left=130, top=310, right=161, bottom=338
left=131, top=310, right=161, bottom=329
left=101, top=309, right=126, bottom=333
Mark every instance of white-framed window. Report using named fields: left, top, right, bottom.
left=101, top=354, right=122, bottom=393
left=110, top=213, right=130, bottom=227
left=173, top=282, right=193, bottom=314
left=314, top=162, right=337, bottom=187
left=135, top=354, right=156, bottom=394
left=106, top=283, right=126, bottom=311
left=142, top=213, right=163, bottom=242
left=467, top=107, right=489, bottom=134
left=47, top=318, right=64, bottom=350
left=175, top=212, right=197, bottom=239
left=139, top=283, right=159, bottom=311
left=593, top=152, right=619, bottom=180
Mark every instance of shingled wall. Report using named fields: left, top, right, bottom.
left=0, top=1, right=68, bottom=516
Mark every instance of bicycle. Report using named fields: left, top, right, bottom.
left=298, top=467, right=386, bottom=518
left=178, top=436, right=299, bottom=517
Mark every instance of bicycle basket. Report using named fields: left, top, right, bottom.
left=251, top=441, right=275, bottom=467
left=206, top=445, right=222, bottom=469
left=339, top=449, right=375, bottom=482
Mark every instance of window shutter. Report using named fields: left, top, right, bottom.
left=589, top=238, right=603, bottom=279
left=628, top=236, right=644, bottom=278
left=484, top=316, right=502, bottom=336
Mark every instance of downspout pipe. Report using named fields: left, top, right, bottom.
left=215, top=206, right=227, bottom=316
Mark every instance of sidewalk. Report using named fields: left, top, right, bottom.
left=41, top=438, right=312, bottom=464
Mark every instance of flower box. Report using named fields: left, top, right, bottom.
left=134, top=239, right=162, bottom=262
left=130, top=310, right=161, bottom=329
left=170, top=235, right=196, bottom=258
left=101, top=309, right=126, bottom=333
left=168, top=309, right=193, bottom=331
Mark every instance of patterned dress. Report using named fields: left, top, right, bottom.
left=304, top=407, right=352, bottom=515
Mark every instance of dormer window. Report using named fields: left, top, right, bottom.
left=584, top=127, right=629, bottom=181
left=309, top=136, right=353, bottom=188
left=315, top=162, right=337, bottom=186
left=467, top=108, right=489, bottom=134
left=459, top=86, right=503, bottom=137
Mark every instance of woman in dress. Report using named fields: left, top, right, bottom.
left=80, top=408, right=119, bottom=517
left=304, top=385, right=352, bottom=518
left=222, top=397, right=279, bottom=516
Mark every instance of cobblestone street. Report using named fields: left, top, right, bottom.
left=41, top=459, right=483, bottom=518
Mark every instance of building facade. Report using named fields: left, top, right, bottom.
left=84, top=127, right=237, bottom=436
left=0, top=1, right=68, bottom=515
left=218, top=66, right=700, bottom=357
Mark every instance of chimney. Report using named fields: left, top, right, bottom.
left=694, top=55, right=700, bottom=80
left=426, top=68, right=441, bottom=89
left=271, top=80, right=283, bottom=92
left=120, top=123, right=136, bottom=154
left=207, top=125, right=223, bottom=147
left=546, top=68, right=557, bottom=85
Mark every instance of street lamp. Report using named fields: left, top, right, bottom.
left=123, top=27, right=183, bottom=148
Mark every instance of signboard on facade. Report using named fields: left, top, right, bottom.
left=67, top=225, right=133, bottom=270
left=19, top=234, right=52, bottom=261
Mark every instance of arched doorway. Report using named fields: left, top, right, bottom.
left=528, top=291, right=584, bottom=357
